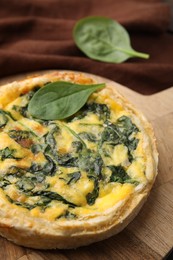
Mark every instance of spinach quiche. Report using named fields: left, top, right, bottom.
left=0, top=71, right=158, bottom=249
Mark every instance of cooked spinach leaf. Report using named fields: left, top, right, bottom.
left=29, top=155, right=56, bottom=177
left=79, top=123, right=102, bottom=127
left=108, top=165, right=139, bottom=185
left=64, top=125, right=104, bottom=179
left=1, top=163, right=77, bottom=209
left=8, top=166, right=26, bottom=177
left=9, top=130, right=31, bottom=141
left=0, top=109, right=16, bottom=123
left=42, top=125, right=62, bottom=168
left=108, top=165, right=130, bottom=183
left=16, top=177, right=35, bottom=192
left=4, top=110, right=16, bottom=121
left=6, top=186, right=50, bottom=211
left=6, top=195, right=35, bottom=210
left=25, top=87, right=40, bottom=100
left=1, top=165, right=46, bottom=190
left=116, top=116, right=139, bottom=136
left=0, top=179, right=10, bottom=188
left=86, top=177, right=99, bottom=205
left=33, top=191, right=77, bottom=208
left=79, top=132, right=97, bottom=142
left=31, top=143, right=44, bottom=154
left=28, top=163, right=44, bottom=173
left=35, top=196, right=52, bottom=207
left=13, top=88, right=40, bottom=118
left=44, top=125, right=59, bottom=149
left=57, top=153, right=78, bottom=168
left=87, top=103, right=110, bottom=121
left=72, top=141, right=83, bottom=153
left=0, top=147, right=22, bottom=161
left=57, top=210, right=77, bottom=220
left=13, top=105, right=29, bottom=118
left=64, top=124, right=87, bottom=148
left=8, top=129, right=34, bottom=148
left=44, top=155, right=57, bottom=175
left=0, top=110, right=8, bottom=128
left=78, top=149, right=103, bottom=180
left=100, top=116, right=139, bottom=161
left=3, top=174, right=17, bottom=184
left=67, top=171, right=81, bottom=184
left=73, top=16, right=149, bottom=63
left=68, top=102, right=110, bottom=122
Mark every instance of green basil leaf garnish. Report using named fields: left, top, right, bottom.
left=73, top=16, right=149, bottom=63
left=28, top=81, right=105, bottom=120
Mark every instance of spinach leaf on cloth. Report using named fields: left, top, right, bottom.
left=73, top=16, right=149, bottom=63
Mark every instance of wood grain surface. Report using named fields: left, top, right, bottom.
left=0, top=71, right=172, bottom=260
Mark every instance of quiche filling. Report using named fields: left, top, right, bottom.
left=0, top=81, right=147, bottom=221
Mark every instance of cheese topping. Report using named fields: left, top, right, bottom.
left=0, top=78, right=147, bottom=222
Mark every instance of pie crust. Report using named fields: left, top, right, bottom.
left=0, top=71, right=158, bottom=249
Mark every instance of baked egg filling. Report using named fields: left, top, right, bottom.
left=0, top=80, right=147, bottom=221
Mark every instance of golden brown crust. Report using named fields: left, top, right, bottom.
left=0, top=71, right=158, bottom=249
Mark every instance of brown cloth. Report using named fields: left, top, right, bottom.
left=0, top=0, right=172, bottom=94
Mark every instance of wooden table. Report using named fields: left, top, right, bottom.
left=0, top=71, right=173, bottom=260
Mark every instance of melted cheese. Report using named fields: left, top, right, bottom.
left=56, top=126, right=74, bottom=153
left=94, top=183, right=133, bottom=211
left=112, top=144, right=129, bottom=166
left=30, top=203, right=68, bottom=221
left=127, top=160, right=146, bottom=182
left=0, top=133, right=34, bottom=172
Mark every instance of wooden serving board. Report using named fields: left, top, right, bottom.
left=0, top=71, right=173, bottom=260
